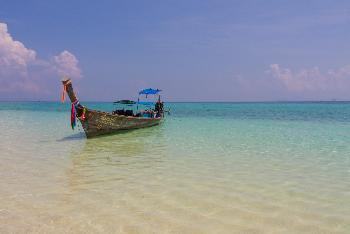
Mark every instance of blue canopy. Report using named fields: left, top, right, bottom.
left=139, top=88, right=161, bottom=95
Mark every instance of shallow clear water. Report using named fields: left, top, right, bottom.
left=1, top=102, right=350, bottom=233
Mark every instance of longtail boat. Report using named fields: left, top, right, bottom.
left=61, top=79, right=164, bottom=138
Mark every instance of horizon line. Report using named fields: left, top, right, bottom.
left=1, top=100, right=350, bottom=104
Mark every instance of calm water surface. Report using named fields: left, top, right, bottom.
left=0, top=102, right=350, bottom=233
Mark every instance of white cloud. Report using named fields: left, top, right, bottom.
left=269, top=64, right=350, bottom=93
left=0, top=22, right=82, bottom=94
left=53, top=50, right=82, bottom=79
left=0, top=23, right=36, bottom=77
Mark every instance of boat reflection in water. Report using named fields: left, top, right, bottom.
left=65, top=125, right=167, bottom=192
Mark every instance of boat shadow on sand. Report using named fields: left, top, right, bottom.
left=57, top=132, right=86, bottom=142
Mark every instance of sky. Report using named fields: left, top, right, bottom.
left=1, top=0, right=350, bottom=101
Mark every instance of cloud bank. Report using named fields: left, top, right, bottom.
left=0, top=22, right=81, bottom=96
left=269, top=64, right=350, bottom=98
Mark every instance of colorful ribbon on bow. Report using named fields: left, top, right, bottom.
left=81, top=107, right=86, bottom=121
left=71, top=100, right=80, bottom=130
left=61, top=84, right=67, bottom=103
left=71, top=103, right=76, bottom=130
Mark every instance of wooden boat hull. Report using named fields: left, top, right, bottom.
left=79, top=108, right=162, bottom=138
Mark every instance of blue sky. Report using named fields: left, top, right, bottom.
left=1, top=0, right=350, bottom=101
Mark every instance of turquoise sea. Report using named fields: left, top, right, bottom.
left=1, top=102, right=350, bottom=233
